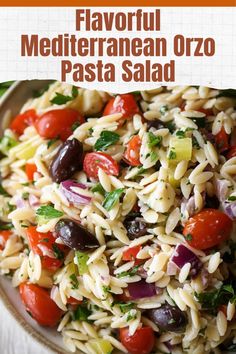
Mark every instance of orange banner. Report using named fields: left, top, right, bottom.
left=1, top=0, right=236, bottom=6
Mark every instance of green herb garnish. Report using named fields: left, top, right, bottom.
left=36, top=205, right=63, bottom=224
left=71, top=121, right=81, bottom=131
left=52, top=244, right=64, bottom=260
left=103, top=188, right=124, bottom=211
left=47, top=137, right=59, bottom=149
left=185, top=233, right=192, bottom=241
left=147, top=132, right=162, bottom=148
left=117, top=265, right=139, bottom=278
left=159, top=105, right=168, bottom=115
left=168, top=150, right=177, bottom=160
left=70, top=274, right=79, bottom=289
left=50, top=86, right=78, bottom=105
left=0, top=184, right=10, bottom=197
left=22, top=192, right=29, bottom=200
left=72, top=306, right=92, bottom=321
left=228, top=196, right=236, bottom=201
left=91, top=183, right=106, bottom=196
left=176, top=130, right=186, bottom=139
left=0, top=222, right=13, bottom=230
left=195, top=284, right=236, bottom=310
left=0, top=81, right=14, bottom=97
left=94, top=131, right=120, bottom=151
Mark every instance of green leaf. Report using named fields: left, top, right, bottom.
left=185, top=233, right=192, bottom=241
left=91, top=183, right=106, bottom=196
left=147, top=132, right=162, bottom=148
left=0, top=184, right=10, bottom=197
left=228, top=196, right=236, bottom=201
left=71, top=121, right=81, bottom=131
left=195, top=284, right=236, bottom=310
left=112, top=301, right=135, bottom=313
left=94, top=131, right=120, bottom=151
left=117, top=265, right=140, bottom=278
left=69, top=273, right=79, bottom=289
left=47, top=137, right=59, bottom=149
left=73, top=305, right=92, bottom=321
left=50, top=86, right=79, bottom=105
left=52, top=244, right=65, bottom=260
left=0, top=222, right=13, bottom=230
left=103, top=188, right=124, bottom=211
left=168, top=150, right=177, bottom=160
left=150, top=151, right=158, bottom=162
left=176, top=130, right=186, bottom=139
left=36, top=205, right=63, bottom=224
left=0, top=81, right=14, bottom=97
left=72, top=86, right=79, bottom=98
left=75, top=251, right=89, bottom=275
left=159, top=105, right=168, bottom=115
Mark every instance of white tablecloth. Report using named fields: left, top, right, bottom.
left=0, top=300, right=52, bottom=354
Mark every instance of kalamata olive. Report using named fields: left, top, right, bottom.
left=123, top=217, right=147, bottom=239
left=49, top=138, right=83, bottom=183
left=55, top=219, right=99, bottom=251
left=205, top=194, right=220, bottom=209
left=147, top=119, right=165, bottom=130
left=147, top=304, right=187, bottom=332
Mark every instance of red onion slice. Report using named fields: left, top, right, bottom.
left=127, top=279, right=156, bottom=299
left=60, top=180, right=92, bottom=206
left=171, top=244, right=202, bottom=277
left=222, top=201, right=236, bottom=220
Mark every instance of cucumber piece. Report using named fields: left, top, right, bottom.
left=75, top=251, right=89, bottom=275
left=88, top=339, right=113, bottom=354
left=168, top=137, right=192, bottom=163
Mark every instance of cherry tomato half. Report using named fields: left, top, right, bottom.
left=120, top=327, right=155, bottom=354
left=215, top=127, right=229, bottom=153
left=124, top=135, right=141, bottom=167
left=25, top=163, right=38, bottom=181
left=26, top=226, right=66, bottom=271
left=34, top=108, right=85, bottom=141
left=83, top=152, right=119, bottom=180
left=19, top=282, right=63, bottom=326
left=0, top=230, right=12, bottom=250
left=103, top=94, right=140, bottom=125
left=67, top=297, right=83, bottom=305
left=227, top=146, right=236, bottom=159
left=10, top=109, right=38, bottom=135
left=122, top=246, right=143, bottom=265
left=183, top=209, right=233, bottom=250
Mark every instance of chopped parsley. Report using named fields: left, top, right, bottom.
left=176, top=130, right=186, bottom=139
left=227, top=196, right=236, bottom=202
left=72, top=305, right=92, bottom=321
left=127, top=312, right=137, bottom=322
left=168, top=150, right=177, bottom=160
left=147, top=132, right=162, bottom=148
left=102, top=285, right=111, bottom=293
left=52, top=244, right=64, bottom=260
left=103, top=188, right=124, bottom=211
left=94, top=131, right=120, bottom=151
left=0, top=222, right=13, bottom=230
left=150, top=151, right=158, bottom=162
left=112, top=301, right=135, bottom=313
left=22, top=192, right=29, bottom=200
left=0, top=184, right=10, bottom=197
left=47, top=137, right=59, bottom=149
left=36, top=205, right=64, bottom=224
left=192, top=136, right=201, bottom=150
left=165, top=121, right=175, bottom=133
left=195, top=284, right=236, bottom=310
left=71, top=121, right=81, bottom=131
left=50, top=86, right=78, bottom=105
left=91, top=183, right=106, bottom=196
left=117, top=265, right=139, bottom=278
left=69, top=274, right=79, bottom=289
left=159, top=105, right=168, bottom=115
left=185, top=233, right=192, bottom=241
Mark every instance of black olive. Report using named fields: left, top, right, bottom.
left=49, top=138, right=83, bottom=183
left=147, top=119, right=165, bottom=130
left=147, top=304, right=187, bottom=332
left=205, top=194, right=220, bottom=209
left=123, top=217, right=147, bottom=239
left=55, top=219, right=99, bottom=251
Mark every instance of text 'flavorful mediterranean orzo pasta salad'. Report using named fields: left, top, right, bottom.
left=1, top=82, right=236, bottom=354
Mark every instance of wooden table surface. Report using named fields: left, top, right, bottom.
left=0, top=300, right=53, bottom=354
